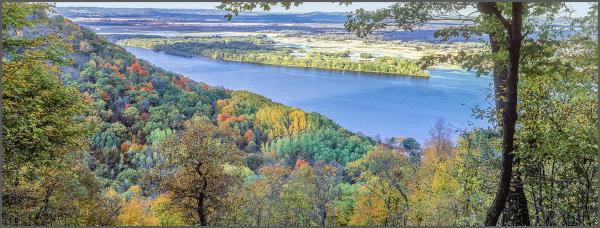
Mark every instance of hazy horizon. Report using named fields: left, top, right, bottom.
left=55, top=2, right=593, bottom=17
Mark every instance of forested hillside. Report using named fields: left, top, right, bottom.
left=2, top=3, right=597, bottom=226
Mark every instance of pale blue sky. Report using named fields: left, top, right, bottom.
left=55, top=2, right=594, bottom=17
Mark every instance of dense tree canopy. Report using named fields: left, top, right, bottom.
left=2, top=2, right=597, bottom=226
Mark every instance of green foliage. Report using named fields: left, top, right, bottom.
left=4, top=2, right=597, bottom=226
left=146, top=128, right=174, bottom=145
left=264, top=129, right=375, bottom=165
left=359, top=53, right=372, bottom=59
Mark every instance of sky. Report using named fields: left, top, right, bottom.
left=54, top=2, right=395, bottom=13
left=55, top=2, right=594, bottom=17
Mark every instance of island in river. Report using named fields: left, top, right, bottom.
left=125, top=46, right=491, bottom=142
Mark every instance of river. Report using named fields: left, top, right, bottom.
left=125, top=46, right=491, bottom=142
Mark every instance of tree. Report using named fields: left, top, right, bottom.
left=218, top=2, right=583, bottom=225
left=279, top=165, right=317, bottom=225
left=344, top=3, right=530, bottom=225
left=117, top=186, right=159, bottom=226
left=408, top=122, right=496, bottom=225
left=257, top=165, right=290, bottom=225
left=347, top=146, right=413, bottom=225
left=2, top=3, right=101, bottom=225
left=513, top=8, right=598, bottom=224
left=312, top=161, right=341, bottom=226
left=157, top=115, right=243, bottom=225
left=151, top=193, right=187, bottom=225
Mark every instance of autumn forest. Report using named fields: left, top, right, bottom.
left=1, top=2, right=599, bottom=226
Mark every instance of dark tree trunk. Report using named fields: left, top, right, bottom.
left=484, top=2, right=528, bottom=226
left=502, top=173, right=531, bottom=225
left=489, top=15, right=531, bottom=228
left=197, top=193, right=207, bottom=226
left=320, top=206, right=326, bottom=226
left=489, top=34, right=507, bottom=115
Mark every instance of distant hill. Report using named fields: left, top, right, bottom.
left=56, top=7, right=348, bottom=23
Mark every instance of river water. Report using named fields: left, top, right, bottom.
left=125, top=46, right=491, bottom=142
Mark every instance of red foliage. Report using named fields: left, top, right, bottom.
left=129, top=62, right=142, bottom=73
left=139, top=68, right=149, bottom=76
left=173, top=76, right=189, bottom=88
left=129, top=85, right=137, bottom=91
left=107, top=64, right=126, bottom=79
left=128, top=62, right=149, bottom=76
left=202, top=84, right=209, bottom=90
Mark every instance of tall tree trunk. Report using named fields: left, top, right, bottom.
left=320, top=206, right=326, bottom=226
left=484, top=3, right=531, bottom=226
left=502, top=172, right=531, bottom=225
left=484, top=2, right=526, bottom=226
left=197, top=193, right=207, bottom=226
left=489, top=34, right=507, bottom=114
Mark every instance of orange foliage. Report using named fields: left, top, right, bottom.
left=202, top=84, right=209, bottom=90
left=294, top=159, right=309, bottom=170
left=128, top=62, right=149, bottom=76
left=129, top=143, right=143, bottom=152
left=100, top=90, right=110, bottom=101
left=217, top=113, right=247, bottom=123
left=217, top=114, right=232, bottom=122
left=140, top=81, right=154, bottom=92
left=173, top=76, right=189, bottom=88
left=120, top=142, right=130, bottom=153
left=129, top=62, right=141, bottom=73
left=106, top=64, right=126, bottom=79
left=129, top=85, right=137, bottom=91
left=243, top=129, right=255, bottom=142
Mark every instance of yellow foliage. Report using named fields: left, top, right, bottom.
left=151, top=193, right=187, bottom=226
left=222, top=104, right=236, bottom=115
left=255, top=105, right=288, bottom=139
left=118, top=196, right=159, bottom=226
left=127, top=185, right=142, bottom=196
left=216, top=99, right=229, bottom=112
left=105, top=188, right=118, bottom=198
left=288, top=109, right=307, bottom=134
left=348, top=187, right=388, bottom=225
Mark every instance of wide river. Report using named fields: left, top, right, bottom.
left=125, top=47, right=491, bottom=142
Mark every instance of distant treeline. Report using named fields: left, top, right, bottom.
left=117, top=36, right=430, bottom=77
